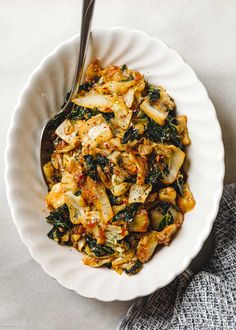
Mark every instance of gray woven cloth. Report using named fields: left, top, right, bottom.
left=118, top=183, right=236, bottom=330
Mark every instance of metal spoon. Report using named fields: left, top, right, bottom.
left=40, top=0, right=95, bottom=188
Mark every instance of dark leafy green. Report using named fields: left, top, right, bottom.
left=84, top=155, right=98, bottom=181
left=121, top=75, right=134, bottom=82
left=149, top=88, right=160, bottom=103
left=173, top=173, right=185, bottom=197
left=96, top=154, right=109, bottom=169
left=78, top=82, right=94, bottom=92
left=107, top=190, right=123, bottom=206
left=125, top=176, right=137, bottom=183
left=157, top=213, right=174, bottom=231
left=86, top=236, right=115, bottom=257
left=156, top=201, right=179, bottom=215
left=145, top=167, right=162, bottom=185
left=121, top=126, right=141, bottom=144
left=47, top=227, right=72, bottom=246
left=47, top=226, right=61, bottom=240
left=46, top=204, right=73, bottom=245
left=97, top=154, right=114, bottom=175
left=145, top=153, right=169, bottom=186
left=101, top=112, right=115, bottom=122
left=84, top=154, right=114, bottom=181
left=121, top=64, right=127, bottom=71
left=146, top=116, right=183, bottom=149
left=124, top=260, right=143, bottom=275
left=112, top=203, right=140, bottom=223
left=103, top=262, right=112, bottom=269
left=46, top=204, right=71, bottom=230
left=67, top=106, right=99, bottom=121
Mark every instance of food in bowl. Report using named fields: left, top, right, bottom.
left=43, top=60, right=195, bottom=275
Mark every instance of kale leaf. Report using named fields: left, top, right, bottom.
left=112, top=203, right=140, bottom=223
left=86, top=236, right=115, bottom=257
left=146, top=116, right=183, bottom=149
left=125, top=176, right=137, bottom=183
left=67, top=106, right=99, bottom=121
left=145, top=152, right=167, bottom=186
left=157, top=201, right=179, bottom=214
left=84, top=154, right=98, bottom=181
left=121, top=75, right=134, bottom=82
left=46, top=204, right=71, bottom=230
left=121, top=64, right=127, bottom=71
left=78, top=82, right=94, bottom=92
left=173, top=173, right=185, bottom=197
left=84, top=154, right=113, bottom=181
left=124, top=260, right=143, bottom=275
left=145, top=167, right=162, bottom=185
left=149, top=88, right=160, bottom=103
left=47, top=226, right=62, bottom=240
left=157, top=213, right=174, bottom=231
left=121, top=126, right=141, bottom=144
left=107, top=190, right=123, bottom=206
left=96, top=154, right=109, bottom=169
left=97, top=154, right=114, bottom=175
left=101, top=112, right=115, bottom=122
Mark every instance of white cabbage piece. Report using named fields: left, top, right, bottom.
left=140, top=98, right=169, bottom=125
left=105, top=224, right=128, bottom=246
left=55, top=119, right=81, bottom=146
left=111, top=96, right=132, bottom=129
left=112, top=250, right=135, bottom=266
left=64, top=191, right=88, bottom=224
left=140, top=87, right=175, bottom=125
left=137, top=231, right=159, bottom=263
left=107, top=150, right=121, bottom=165
left=111, top=173, right=130, bottom=196
left=72, top=92, right=113, bottom=110
left=123, top=88, right=135, bottom=108
left=46, top=182, right=65, bottom=209
left=128, top=183, right=152, bottom=204
left=78, top=114, right=113, bottom=147
left=46, top=173, right=78, bottom=209
left=84, top=177, right=114, bottom=223
left=73, top=92, right=132, bottom=129
left=162, top=147, right=185, bottom=184
left=95, top=79, right=136, bottom=95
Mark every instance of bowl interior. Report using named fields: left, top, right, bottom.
left=5, top=27, right=224, bottom=301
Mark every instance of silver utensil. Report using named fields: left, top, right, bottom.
left=40, top=0, right=95, bottom=188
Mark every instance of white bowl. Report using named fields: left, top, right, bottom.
left=5, top=27, right=224, bottom=301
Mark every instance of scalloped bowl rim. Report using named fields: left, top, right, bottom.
left=5, top=27, right=224, bottom=301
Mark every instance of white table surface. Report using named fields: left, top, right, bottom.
left=1, top=1, right=236, bottom=329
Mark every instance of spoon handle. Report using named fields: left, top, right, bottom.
left=72, top=0, right=96, bottom=98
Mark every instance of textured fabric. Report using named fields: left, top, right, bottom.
left=119, top=183, right=236, bottom=330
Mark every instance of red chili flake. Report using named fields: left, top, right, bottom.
left=87, top=221, right=96, bottom=229
left=75, top=173, right=86, bottom=185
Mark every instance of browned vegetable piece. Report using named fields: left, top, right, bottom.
left=177, top=183, right=195, bottom=213
left=137, top=231, right=159, bottom=263
left=128, top=209, right=149, bottom=232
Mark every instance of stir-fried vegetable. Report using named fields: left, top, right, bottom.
left=43, top=60, right=195, bottom=275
